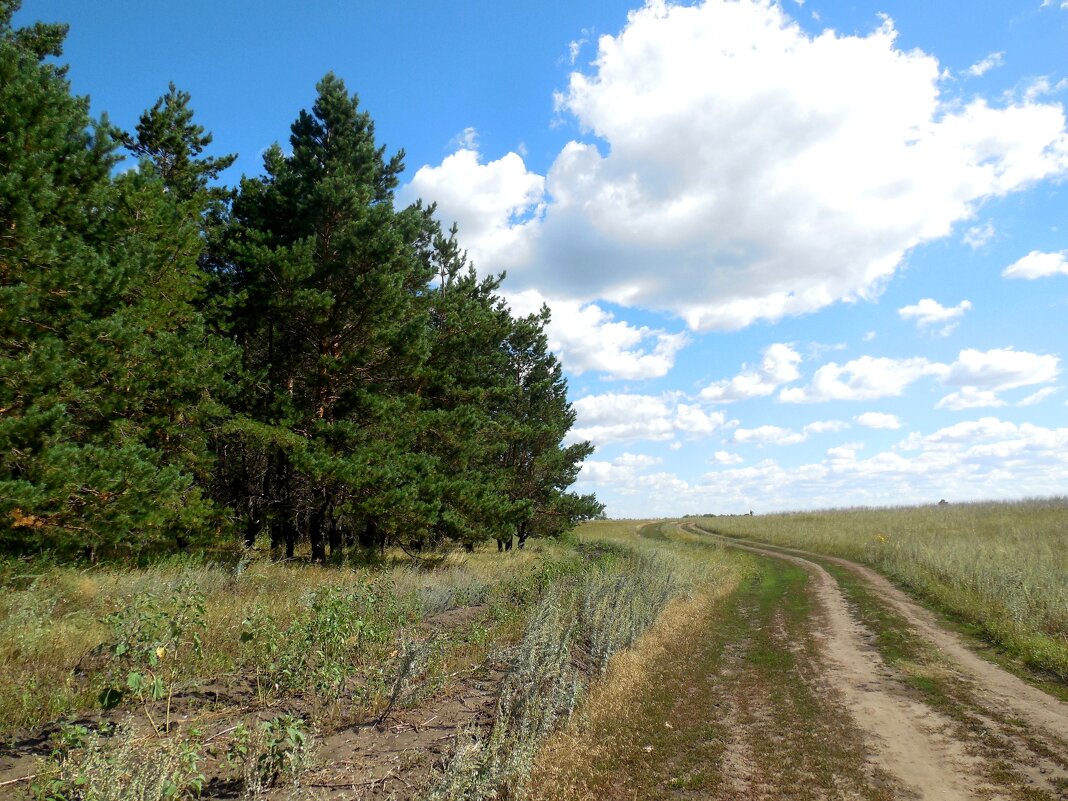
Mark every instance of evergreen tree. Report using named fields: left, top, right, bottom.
left=216, top=74, right=438, bottom=560
left=0, top=5, right=236, bottom=556
left=497, top=306, right=603, bottom=549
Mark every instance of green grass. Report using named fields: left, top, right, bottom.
left=531, top=523, right=894, bottom=801
left=695, top=498, right=1068, bottom=680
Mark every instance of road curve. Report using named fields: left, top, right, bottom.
left=683, top=523, right=1068, bottom=801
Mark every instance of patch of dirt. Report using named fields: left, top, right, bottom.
left=687, top=527, right=1008, bottom=801
left=0, top=604, right=504, bottom=799
left=279, top=664, right=506, bottom=799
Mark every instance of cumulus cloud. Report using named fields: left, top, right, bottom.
left=780, top=356, right=945, bottom=402
left=805, top=420, right=850, bottom=434
left=567, top=393, right=728, bottom=445
left=1002, top=250, right=1068, bottom=279
left=936, top=388, right=1006, bottom=410
left=582, top=417, right=1068, bottom=516
left=783, top=347, right=1058, bottom=404
left=732, top=425, right=808, bottom=446
left=398, top=147, right=544, bottom=271
left=711, top=450, right=744, bottom=464
left=406, top=0, right=1068, bottom=331
left=897, top=298, right=972, bottom=335
left=699, top=343, right=801, bottom=402
left=941, top=347, right=1060, bottom=391
left=507, top=289, right=688, bottom=380
left=855, top=411, right=902, bottom=429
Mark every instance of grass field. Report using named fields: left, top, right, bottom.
left=0, top=523, right=743, bottom=799
left=694, top=497, right=1068, bottom=680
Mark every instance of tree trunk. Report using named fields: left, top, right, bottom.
left=309, top=507, right=326, bottom=562
left=244, top=514, right=261, bottom=549
left=358, top=517, right=381, bottom=550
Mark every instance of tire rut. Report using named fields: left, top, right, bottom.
left=686, top=525, right=997, bottom=801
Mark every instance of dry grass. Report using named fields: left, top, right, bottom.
left=528, top=582, right=733, bottom=801
left=0, top=538, right=582, bottom=733
left=695, top=497, right=1068, bottom=678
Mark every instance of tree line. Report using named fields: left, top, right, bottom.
left=0, top=3, right=603, bottom=561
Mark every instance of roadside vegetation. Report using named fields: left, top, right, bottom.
left=530, top=522, right=897, bottom=801
left=0, top=522, right=743, bottom=799
left=694, top=497, right=1068, bottom=680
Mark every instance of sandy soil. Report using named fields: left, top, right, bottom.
left=688, top=526, right=1068, bottom=801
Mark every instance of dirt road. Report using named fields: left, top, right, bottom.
left=687, top=524, right=1068, bottom=801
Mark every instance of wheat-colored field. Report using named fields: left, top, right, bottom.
left=694, top=497, right=1068, bottom=679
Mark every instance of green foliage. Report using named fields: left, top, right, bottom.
left=240, top=580, right=415, bottom=710
left=0, top=7, right=237, bottom=558
left=33, top=722, right=204, bottom=801
left=101, top=583, right=206, bottom=733
left=227, top=714, right=314, bottom=794
left=2, top=3, right=600, bottom=560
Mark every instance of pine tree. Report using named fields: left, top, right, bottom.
left=1, top=5, right=236, bottom=556
left=216, top=74, right=438, bottom=560
left=498, top=307, right=604, bottom=549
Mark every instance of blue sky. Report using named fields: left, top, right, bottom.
left=19, top=1, right=1068, bottom=517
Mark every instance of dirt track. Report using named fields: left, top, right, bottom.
left=687, top=525, right=1068, bottom=800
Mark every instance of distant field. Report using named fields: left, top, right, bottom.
left=694, top=498, right=1068, bottom=679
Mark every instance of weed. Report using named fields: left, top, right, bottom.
left=32, top=722, right=204, bottom=801
left=101, top=582, right=206, bottom=733
left=240, top=580, right=415, bottom=714
left=227, top=714, right=314, bottom=797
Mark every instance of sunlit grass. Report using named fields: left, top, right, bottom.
left=0, top=538, right=581, bottom=734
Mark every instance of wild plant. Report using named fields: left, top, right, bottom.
left=580, top=554, right=677, bottom=672
left=33, top=721, right=204, bottom=801
left=240, top=580, right=414, bottom=712
left=428, top=595, right=581, bottom=801
left=101, top=582, right=206, bottom=734
left=227, top=714, right=314, bottom=796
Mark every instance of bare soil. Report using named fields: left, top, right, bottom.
left=688, top=525, right=1068, bottom=800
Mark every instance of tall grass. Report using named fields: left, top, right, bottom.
left=427, top=547, right=687, bottom=801
left=695, top=498, right=1068, bottom=678
left=0, top=539, right=582, bottom=733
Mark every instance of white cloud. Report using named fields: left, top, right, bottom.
left=965, top=51, right=1004, bottom=77
left=699, top=343, right=801, bottom=402
left=784, top=348, right=1058, bottom=404
left=507, top=289, right=688, bottom=380
left=733, top=425, right=807, bottom=446
left=398, top=147, right=545, bottom=271
left=579, top=452, right=663, bottom=484
left=1018, top=387, right=1059, bottom=406
left=585, top=417, right=1068, bottom=517
left=897, top=298, right=972, bottom=335
left=1002, top=250, right=1068, bottom=279
left=855, top=411, right=902, bottom=429
left=936, top=388, right=1006, bottom=410
left=805, top=420, right=850, bottom=434
left=568, top=393, right=728, bottom=445
left=963, top=220, right=995, bottom=249
left=941, top=347, right=1060, bottom=391
left=407, top=0, right=1068, bottom=332
left=781, top=356, right=945, bottom=402
left=711, top=450, right=744, bottom=464
left=451, top=127, right=480, bottom=150
left=675, top=403, right=726, bottom=437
